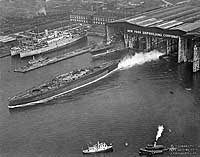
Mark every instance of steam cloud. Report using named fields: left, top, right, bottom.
left=118, top=50, right=163, bottom=70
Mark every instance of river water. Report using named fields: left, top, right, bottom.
left=0, top=36, right=200, bottom=157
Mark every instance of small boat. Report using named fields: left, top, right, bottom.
left=82, top=141, right=113, bottom=154
left=139, top=144, right=169, bottom=156
left=28, top=56, right=47, bottom=65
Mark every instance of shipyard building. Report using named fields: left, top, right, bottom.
left=106, top=5, right=200, bottom=72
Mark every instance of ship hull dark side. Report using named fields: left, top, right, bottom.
left=8, top=62, right=118, bottom=108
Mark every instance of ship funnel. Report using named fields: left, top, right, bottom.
left=45, top=29, right=48, bottom=36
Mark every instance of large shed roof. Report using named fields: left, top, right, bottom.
left=109, top=5, right=200, bottom=36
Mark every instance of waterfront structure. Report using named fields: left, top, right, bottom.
left=106, top=4, right=200, bottom=72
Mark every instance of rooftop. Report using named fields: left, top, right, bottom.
left=109, top=5, right=200, bottom=36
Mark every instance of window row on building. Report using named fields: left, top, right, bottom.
left=93, top=16, right=115, bottom=24
left=70, top=14, right=116, bottom=25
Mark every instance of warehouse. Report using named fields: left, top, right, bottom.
left=106, top=5, right=200, bottom=72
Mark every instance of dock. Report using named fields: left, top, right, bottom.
left=14, top=45, right=94, bottom=73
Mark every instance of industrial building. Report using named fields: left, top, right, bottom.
left=106, top=5, right=200, bottom=72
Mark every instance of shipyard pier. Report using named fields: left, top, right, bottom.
left=105, top=5, right=200, bottom=73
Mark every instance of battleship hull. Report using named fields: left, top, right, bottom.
left=20, top=34, right=87, bottom=58
left=8, top=61, right=119, bottom=109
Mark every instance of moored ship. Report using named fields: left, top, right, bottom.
left=20, top=32, right=87, bottom=58
left=8, top=61, right=119, bottom=109
left=11, top=24, right=90, bottom=58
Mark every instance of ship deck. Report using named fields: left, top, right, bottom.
left=14, top=45, right=93, bottom=73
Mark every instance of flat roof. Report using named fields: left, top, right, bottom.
left=108, top=5, right=200, bottom=36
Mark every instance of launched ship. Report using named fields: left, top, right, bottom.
left=82, top=141, right=113, bottom=154
left=11, top=24, right=90, bottom=58
left=8, top=61, right=119, bottom=109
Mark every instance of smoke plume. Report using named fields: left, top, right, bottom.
left=154, top=125, right=164, bottom=146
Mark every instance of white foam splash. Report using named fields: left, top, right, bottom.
left=117, top=50, right=163, bottom=70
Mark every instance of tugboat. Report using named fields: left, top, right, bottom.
left=82, top=141, right=113, bottom=154
left=139, top=144, right=169, bottom=156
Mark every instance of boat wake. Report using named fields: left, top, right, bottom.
left=117, top=50, right=163, bottom=70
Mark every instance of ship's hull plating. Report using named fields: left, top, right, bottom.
left=20, top=35, right=87, bottom=58
left=8, top=62, right=118, bottom=109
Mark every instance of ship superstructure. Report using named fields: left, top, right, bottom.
left=11, top=24, right=90, bottom=58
